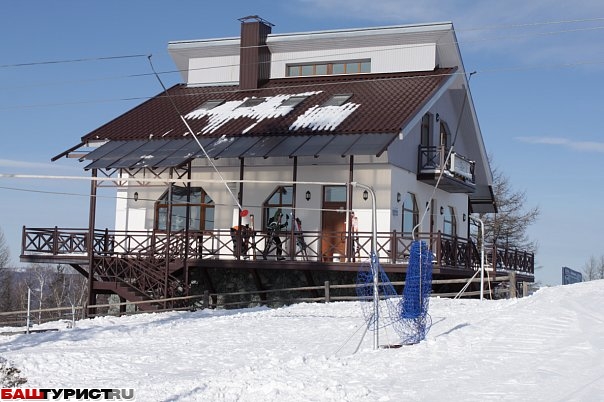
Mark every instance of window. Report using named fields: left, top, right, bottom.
left=443, top=206, right=457, bottom=236
left=315, top=64, right=328, bottom=75
left=402, top=193, right=419, bottom=237
left=263, top=186, right=293, bottom=230
left=197, top=99, right=225, bottom=111
left=301, top=65, right=314, bottom=76
left=332, top=63, right=345, bottom=74
left=322, top=94, right=352, bottom=107
left=155, top=185, right=214, bottom=232
left=280, top=95, right=308, bottom=108
left=286, top=59, right=370, bottom=77
left=287, top=65, right=300, bottom=77
left=324, top=185, right=347, bottom=203
left=238, top=98, right=266, bottom=108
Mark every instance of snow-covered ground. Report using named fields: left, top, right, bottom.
left=1, top=280, right=603, bottom=401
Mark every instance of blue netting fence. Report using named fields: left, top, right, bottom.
left=355, top=252, right=400, bottom=329
left=356, top=241, right=433, bottom=345
left=396, top=240, right=433, bottom=344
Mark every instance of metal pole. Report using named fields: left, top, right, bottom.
left=352, top=182, right=378, bottom=350
left=26, top=288, right=31, bottom=334
left=470, top=216, right=485, bottom=300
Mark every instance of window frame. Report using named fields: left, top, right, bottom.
left=285, top=59, right=371, bottom=77
left=263, top=185, right=293, bottom=231
left=154, top=185, right=214, bottom=232
left=443, top=206, right=457, bottom=236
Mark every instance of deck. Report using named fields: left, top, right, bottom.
left=20, top=226, right=535, bottom=309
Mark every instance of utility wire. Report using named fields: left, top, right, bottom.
left=1, top=17, right=603, bottom=93
left=0, top=16, right=601, bottom=71
left=3, top=55, right=604, bottom=112
left=0, top=183, right=361, bottom=215
left=152, top=54, right=247, bottom=212
left=0, top=54, right=149, bottom=69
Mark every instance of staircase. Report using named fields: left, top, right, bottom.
left=92, top=255, right=186, bottom=311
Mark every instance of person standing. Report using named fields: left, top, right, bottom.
left=230, top=224, right=251, bottom=259
left=263, top=208, right=288, bottom=260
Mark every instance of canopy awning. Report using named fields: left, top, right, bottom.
left=83, top=133, right=396, bottom=170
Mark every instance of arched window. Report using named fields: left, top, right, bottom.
left=402, top=192, right=419, bottom=237
left=443, top=206, right=457, bottom=236
left=263, top=186, right=293, bottom=230
left=155, top=185, right=214, bottom=232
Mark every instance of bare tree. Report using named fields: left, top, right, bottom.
left=0, top=227, right=15, bottom=311
left=583, top=255, right=604, bottom=281
left=0, top=228, right=8, bottom=268
left=23, top=264, right=55, bottom=324
left=48, top=265, right=87, bottom=317
left=476, top=164, right=540, bottom=253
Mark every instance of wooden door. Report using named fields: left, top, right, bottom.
left=321, top=186, right=347, bottom=262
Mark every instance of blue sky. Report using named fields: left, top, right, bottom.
left=1, top=1, right=603, bottom=286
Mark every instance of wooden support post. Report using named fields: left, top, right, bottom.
left=324, top=281, right=330, bottom=303
left=522, top=281, right=528, bottom=298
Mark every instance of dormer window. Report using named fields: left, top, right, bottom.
left=286, top=59, right=370, bottom=77
left=322, top=94, right=352, bottom=107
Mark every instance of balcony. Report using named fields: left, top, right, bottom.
left=417, top=146, right=476, bottom=193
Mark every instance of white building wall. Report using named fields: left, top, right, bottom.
left=183, top=43, right=437, bottom=85
left=389, top=166, right=469, bottom=239
left=116, top=153, right=468, bottom=248
left=188, top=55, right=240, bottom=86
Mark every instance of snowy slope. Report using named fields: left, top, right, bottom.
left=1, top=280, right=603, bottom=401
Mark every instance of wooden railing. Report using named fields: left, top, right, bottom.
left=0, top=274, right=528, bottom=329
left=22, top=227, right=534, bottom=275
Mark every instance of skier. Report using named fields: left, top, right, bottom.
left=263, top=209, right=288, bottom=260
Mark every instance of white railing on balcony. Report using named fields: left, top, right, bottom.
left=449, top=152, right=474, bottom=181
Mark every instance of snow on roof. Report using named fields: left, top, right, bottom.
left=290, top=103, right=361, bottom=131
left=185, top=91, right=323, bottom=135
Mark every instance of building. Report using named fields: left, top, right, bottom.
left=21, top=16, right=534, bottom=310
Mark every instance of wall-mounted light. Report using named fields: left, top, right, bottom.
left=305, top=190, right=311, bottom=201
left=440, top=206, right=444, bottom=215
left=435, top=113, right=440, bottom=122
left=133, top=192, right=139, bottom=202
left=396, top=192, right=401, bottom=203
left=363, top=190, right=369, bottom=201
left=463, top=213, right=467, bottom=222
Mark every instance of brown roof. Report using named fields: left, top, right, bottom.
left=81, top=68, right=455, bottom=143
